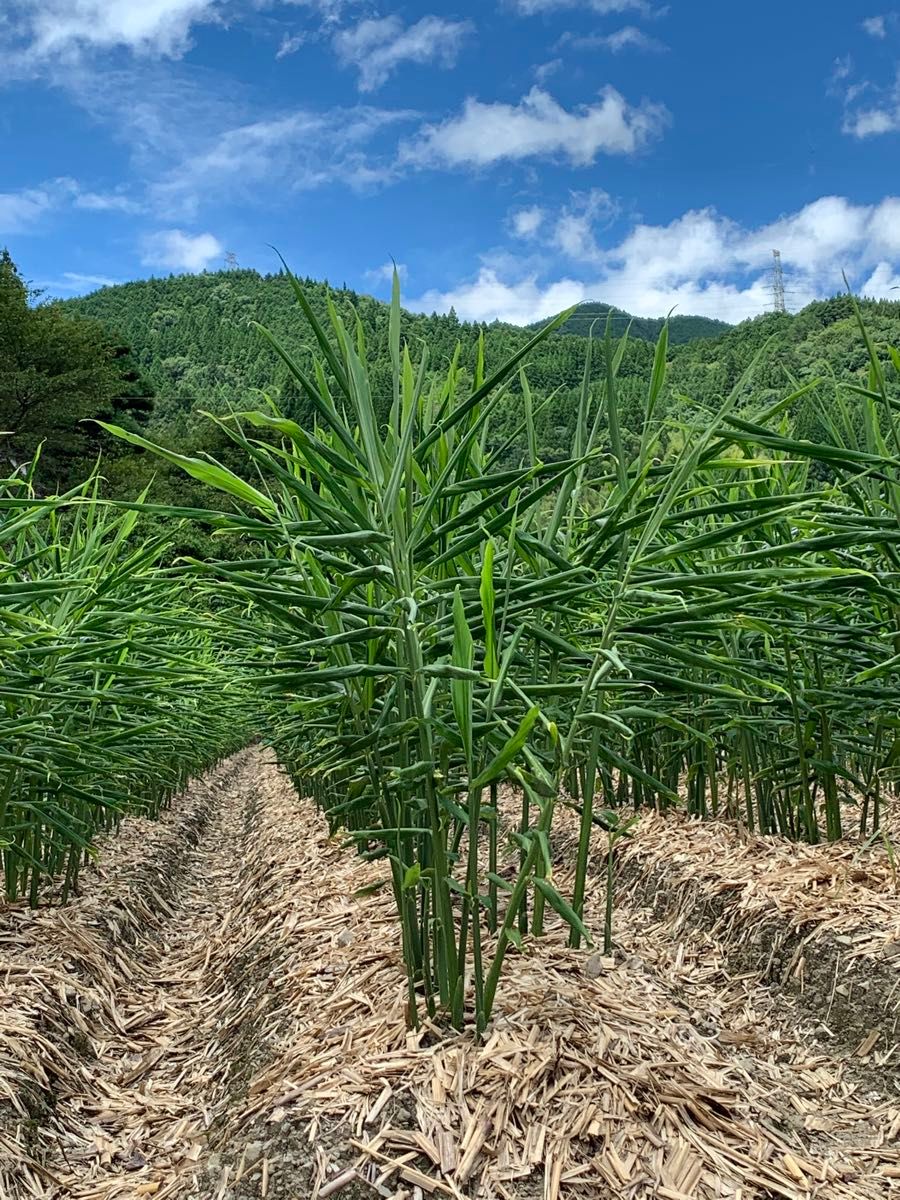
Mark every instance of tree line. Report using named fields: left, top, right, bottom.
left=3, top=251, right=899, bottom=510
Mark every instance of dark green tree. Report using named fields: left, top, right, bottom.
left=0, top=249, right=153, bottom=489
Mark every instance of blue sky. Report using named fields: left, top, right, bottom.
left=1, top=0, right=899, bottom=323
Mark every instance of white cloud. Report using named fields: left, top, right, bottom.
left=0, top=177, right=143, bottom=232
left=410, top=269, right=589, bottom=324
left=332, top=15, right=472, bottom=92
left=29, top=52, right=413, bottom=222
left=510, top=189, right=618, bottom=262
left=836, top=50, right=900, bottom=138
left=511, top=0, right=654, bottom=14
left=1, top=11, right=414, bottom=230
left=831, top=55, right=853, bottom=86
left=510, top=206, right=546, bottom=238
left=401, top=86, right=669, bottom=169
left=562, top=25, right=667, bottom=52
left=62, top=271, right=118, bottom=288
left=602, top=197, right=900, bottom=311
left=141, top=229, right=224, bottom=271
left=866, top=197, right=900, bottom=255
left=552, top=189, right=617, bottom=259
left=534, top=58, right=562, bottom=83
left=862, top=14, right=887, bottom=38
left=276, top=32, right=306, bottom=59
left=276, top=0, right=347, bottom=17
left=6, top=0, right=221, bottom=60
left=0, top=182, right=64, bottom=233
left=365, top=260, right=408, bottom=286
left=861, top=262, right=900, bottom=294
left=843, top=94, right=900, bottom=137
left=844, top=81, right=872, bottom=104
left=74, top=189, right=141, bottom=212
left=152, top=106, right=414, bottom=216
left=41, top=271, right=120, bottom=292
left=408, top=195, right=900, bottom=325
left=0, top=177, right=84, bottom=232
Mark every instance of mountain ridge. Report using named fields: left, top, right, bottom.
left=67, top=269, right=729, bottom=343
left=64, top=268, right=900, bottom=472
left=527, top=299, right=731, bottom=344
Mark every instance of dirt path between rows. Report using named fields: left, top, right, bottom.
left=2, top=749, right=899, bottom=1199
left=1, top=749, right=260, bottom=1198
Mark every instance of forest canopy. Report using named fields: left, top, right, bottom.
left=0, top=249, right=153, bottom=491
left=5, top=254, right=899, bottom=501
left=66, top=266, right=900, bottom=470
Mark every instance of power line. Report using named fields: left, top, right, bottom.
left=771, top=249, right=786, bottom=314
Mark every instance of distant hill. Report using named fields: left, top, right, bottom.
left=66, top=268, right=711, bottom=442
left=65, top=269, right=899, bottom=472
left=530, top=300, right=731, bottom=345
left=667, top=294, right=900, bottom=399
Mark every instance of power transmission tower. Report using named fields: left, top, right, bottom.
left=771, top=249, right=786, bottom=314
left=224, top=251, right=238, bottom=270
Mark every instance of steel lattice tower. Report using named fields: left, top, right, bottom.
left=771, top=249, right=786, bottom=314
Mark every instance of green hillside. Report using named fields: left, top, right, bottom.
left=530, top=299, right=731, bottom=344
left=669, top=295, right=900, bottom=420
left=67, top=269, right=676, bottom=444
left=64, top=269, right=657, bottom=467
left=67, top=269, right=900, bottom=473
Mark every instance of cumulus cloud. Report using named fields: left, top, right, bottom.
left=407, top=195, right=900, bottom=324
left=510, top=206, right=546, bottom=238
left=509, top=189, right=619, bottom=265
left=365, top=261, right=409, bottom=286
left=401, top=86, right=669, bottom=169
left=141, top=229, right=224, bottom=271
left=410, top=269, right=589, bottom=325
left=333, top=15, right=472, bottom=92
left=835, top=42, right=900, bottom=138
left=561, top=25, right=668, bottom=52
left=4, top=0, right=221, bottom=60
left=511, top=0, right=655, bottom=15
left=862, top=14, right=887, bottom=38
left=861, top=261, right=900, bottom=294
left=844, top=105, right=900, bottom=136
left=842, top=72, right=900, bottom=137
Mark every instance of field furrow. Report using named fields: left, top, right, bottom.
left=2, top=752, right=899, bottom=1200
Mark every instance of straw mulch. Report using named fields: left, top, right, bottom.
left=591, top=803, right=900, bottom=1063
left=0, top=750, right=256, bottom=1199
left=2, top=750, right=898, bottom=1200
left=611, top=808, right=900, bottom=959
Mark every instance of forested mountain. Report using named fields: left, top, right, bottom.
left=3, top=250, right=898, bottom=556
left=65, top=269, right=659, bottom=471
left=530, top=300, right=730, bottom=343
left=67, top=268, right=900, bottom=471
left=67, top=269, right=668, bottom=451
